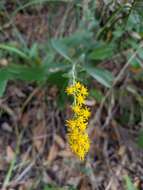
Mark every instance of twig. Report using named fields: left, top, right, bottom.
left=55, top=3, right=73, bottom=38
left=21, top=87, right=40, bottom=113
left=2, top=133, right=22, bottom=189
left=95, top=42, right=143, bottom=124
left=105, top=155, right=127, bottom=190
left=13, top=161, right=35, bottom=183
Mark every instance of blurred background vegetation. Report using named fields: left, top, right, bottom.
left=0, top=0, right=143, bottom=189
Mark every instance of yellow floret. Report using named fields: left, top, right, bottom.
left=75, top=82, right=82, bottom=89
left=66, top=86, right=75, bottom=95
left=80, top=85, right=88, bottom=97
left=75, top=117, right=88, bottom=131
left=65, top=81, right=90, bottom=160
left=66, top=118, right=87, bottom=132
left=72, top=105, right=91, bottom=120
left=72, top=105, right=81, bottom=115
left=82, top=107, right=91, bottom=120
left=76, top=95, right=85, bottom=105
left=68, top=131, right=90, bottom=160
left=66, top=119, right=76, bottom=130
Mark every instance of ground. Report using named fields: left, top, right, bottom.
left=0, top=1, right=143, bottom=190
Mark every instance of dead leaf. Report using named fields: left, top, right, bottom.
left=0, top=159, right=6, bottom=170
left=68, top=176, right=81, bottom=187
left=49, top=86, right=58, bottom=98
left=1, top=122, right=13, bottom=133
left=19, top=179, right=33, bottom=190
left=21, top=113, right=30, bottom=128
left=134, top=177, right=141, bottom=189
left=32, top=121, right=46, bottom=153
left=58, top=145, right=73, bottom=158
left=118, top=146, right=126, bottom=157
left=0, top=58, right=8, bottom=66
left=90, top=126, right=107, bottom=139
left=43, top=171, right=53, bottom=184
left=47, top=143, right=59, bottom=164
left=54, top=134, right=65, bottom=148
left=79, top=178, right=91, bottom=190
left=6, top=146, right=15, bottom=162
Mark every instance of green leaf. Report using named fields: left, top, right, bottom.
left=124, top=176, right=138, bottom=190
left=89, top=44, right=114, bottom=60
left=51, top=39, right=72, bottom=63
left=0, top=79, right=7, bottom=97
left=90, top=89, right=104, bottom=103
left=63, top=30, right=93, bottom=48
left=84, top=64, right=114, bottom=87
left=44, top=185, right=54, bottom=190
left=130, top=57, right=141, bottom=69
left=137, top=130, right=143, bottom=148
left=43, top=184, right=65, bottom=190
left=0, top=44, right=28, bottom=60
left=43, top=62, right=71, bottom=72
left=126, top=10, right=141, bottom=33
left=29, top=43, right=38, bottom=59
left=138, top=48, right=143, bottom=60
left=128, top=51, right=142, bottom=69
left=47, top=71, right=68, bottom=88
left=8, top=64, right=46, bottom=82
left=0, top=68, right=10, bottom=80
left=0, top=68, right=10, bottom=97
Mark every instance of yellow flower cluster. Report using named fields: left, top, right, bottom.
left=66, top=82, right=90, bottom=160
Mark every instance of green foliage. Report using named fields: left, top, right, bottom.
left=44, top=184, right=58, bottom=190
left=89, top=43, right=115, bottom=61
left=124, top=176, right=138, bottom=190
left=0, top=0, right=141, bottom=107
left=137, top=130, right=143, bottom=148
left=51, top=39, right=73, bottom=63
left=0, top=79, right=7, bottom=97
left=84, top=64, right=114, bottom=88
left=1, top=0, right=143, bottom=188
left=43, top=184, right=77, bottom=190
left=90, top=89, right=104, bottom=103
left=0, top=0, right=142, bottom=110
left=0, top=0, right=142, bottom=102
left=0, top=44, right=29, bottom=60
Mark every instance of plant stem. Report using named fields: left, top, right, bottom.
left=72, top=63, right=76, bottom=105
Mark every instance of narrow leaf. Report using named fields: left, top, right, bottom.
left=51, top=39, right=72, bottom=63
left=137, top=130, right=143, bottom=148
left=6, top=64, right=46, bottom=82
left=0, top=79, right=7, bottom=97
left=90, top=44, right=114, bottom=60
left=0, top=44, right=28, bottom=59
left=84, top=64, right=114, bottom=87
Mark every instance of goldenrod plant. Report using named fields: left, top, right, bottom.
left=66, top=81, right=90, bottom=160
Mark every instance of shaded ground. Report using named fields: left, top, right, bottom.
left=0, top=1, right=143, bottom=190
left=1, top=82, right=143, bottom=190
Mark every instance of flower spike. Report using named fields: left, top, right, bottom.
left=66, top=82, right=90, bottom=160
